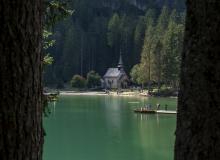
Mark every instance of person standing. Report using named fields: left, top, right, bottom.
left=157, top=103, right=161, bottom=110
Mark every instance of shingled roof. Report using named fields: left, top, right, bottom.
left=104, top=68, right=122, bottom=78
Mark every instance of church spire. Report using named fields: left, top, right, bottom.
left=117, top=51, right=124, bottom=69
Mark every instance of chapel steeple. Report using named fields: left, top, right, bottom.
left=117, top=51, right=124, bottom=70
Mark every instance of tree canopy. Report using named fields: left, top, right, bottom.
left=43, top=0, right=186, bottom=88
left=130, top=7, right=184, bottom=91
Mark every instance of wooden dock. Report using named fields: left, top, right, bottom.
left=134, top=108, right=177, bottom=114
left=156, top=110, right=177, bottom=114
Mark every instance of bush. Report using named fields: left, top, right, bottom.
left=70, top=75, right=86, bottom=89
left=86, top=70, right=101, bottom=88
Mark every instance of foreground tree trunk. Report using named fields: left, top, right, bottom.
left=0, top=1, right=43, bottom=160
left=175, top=0, right=220, bottom=160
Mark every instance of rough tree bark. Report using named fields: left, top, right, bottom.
left=175, top=0, right=220, bottom=160
left=0, top=1, right=43, bottom=160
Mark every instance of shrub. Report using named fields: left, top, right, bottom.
left=86, top=70, right=101, bottom=88
left=71, top=75, right=86, bottom=89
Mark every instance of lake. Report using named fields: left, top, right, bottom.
left=43, top=95, right=177, bottom=160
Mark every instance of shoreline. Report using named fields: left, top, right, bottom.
left=58, top=91, right=177, bottom=98
left=59, top=91, right=141, bottom=97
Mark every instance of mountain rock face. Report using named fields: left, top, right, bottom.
left=102, top=0, right=185, bottom=11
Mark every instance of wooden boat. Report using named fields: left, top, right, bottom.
left=134, top=108, right=177, bottom=114
left=134, top=108, right=156, bottom=114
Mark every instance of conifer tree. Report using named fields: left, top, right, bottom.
left=139, top=14, right=156, bottom=90
left=0, top=1, right=43, bottom=159
left=175, top=1, right=220, bottom=159
left=134, top=17, right=146, bottom=62
left=157, top=6, right=170, bottom=34
left=151, top=40, right=163, bottom=91
left=107, top=13, right=122, bottom=62
left=162, top=11, right=184, bottom=88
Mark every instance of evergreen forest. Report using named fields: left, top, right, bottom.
left=44, top=0, right=186, bottom=89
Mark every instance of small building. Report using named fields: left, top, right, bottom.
left=103, top=54, right=129, bottom=89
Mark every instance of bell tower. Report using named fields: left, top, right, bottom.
left=117, top=51, right=124, bottom=70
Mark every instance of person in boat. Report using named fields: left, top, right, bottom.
left=165, top=104, right=168, bottom=110
left=156, top=103, right=160, bottom=110
left=145, top=104, right=150, bottom=110
left=145, top=104, right=151, bottom=110
left=145, top=104, right=148, bottom=110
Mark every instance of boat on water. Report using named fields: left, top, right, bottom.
left=134, top=108, right=177, bottom=114
left=134, top=108, right=156, bottom=114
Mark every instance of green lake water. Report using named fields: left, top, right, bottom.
left=43, top=95, right=177, bottom=160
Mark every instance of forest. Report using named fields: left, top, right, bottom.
left=1, top=0, right=220, bottom=160
left=44, top=0, right=186, bottom=88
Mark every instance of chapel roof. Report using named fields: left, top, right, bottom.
left=104, top=68, right=126, bottom=78
left=104, top=52, right=128, bottom=78
left=104, top=68, right=120, bottom=77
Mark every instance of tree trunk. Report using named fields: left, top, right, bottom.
left=175, top=1, right=220, bottom=160
left=0, top=1, right=43, bottom=160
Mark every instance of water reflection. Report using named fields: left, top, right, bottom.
left=134, top=113, right=176, bottom=160
left=52, top=101, right=56, bottom=116
left=44, top=96, right=176, bottom=160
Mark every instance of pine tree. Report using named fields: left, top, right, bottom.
left=62, top=22, right=81, bottom=82
left=139, top=14, right=156, bottom=90
left=134, top=17, right=146, bottom=61
left=107, top=13, right=122, bottom=63
left=107, top=13, right=121, bottom=47
left=0, top=1, right=43, bottom=159
left=150, top=6, right=170, bottom=91
left=151, top=40, right=163, bottom=91
left=144, top=9, right=156, bottom=28
left=175, top=0, right=220, bottom=159
left=120, top=15, right=136, bottom=70
left=162, top=11, right=184, bottom=88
